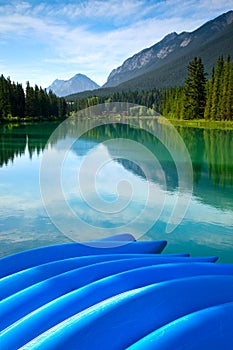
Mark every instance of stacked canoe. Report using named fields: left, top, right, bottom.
left=0, top=234, right=233, bottom=349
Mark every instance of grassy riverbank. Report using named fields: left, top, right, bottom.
left=161, top=117, right=233, bottom=130
left=1, top=114, right=233, bottom=131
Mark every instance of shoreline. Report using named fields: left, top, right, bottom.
left=163, top=118, right=233, bottom=130
left=1, top=115, right=233, bottom=131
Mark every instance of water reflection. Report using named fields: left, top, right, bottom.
left=0, top=123, right=58, bottom=167
left=0, top=120, right=232, bottom=210
left=0, top=118, right=232, bottom=261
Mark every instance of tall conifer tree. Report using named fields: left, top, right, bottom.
left=210, top=56, right=223, bottom=120
left=183, top=57, right=206, bottom=119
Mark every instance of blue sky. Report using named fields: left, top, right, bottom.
left=0, top=0, right=232, bottom=88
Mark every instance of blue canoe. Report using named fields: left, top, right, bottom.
left=0, top=235, right=232, bottom=349
left=0, top=240, right=167, bottom=278
left=1, top=263, right=233, bottom=349
left=0, top=253, right=216, bottom=300
left=127, top=301, right=233, bottom=349
left=19, top=275, right=233, bottom=349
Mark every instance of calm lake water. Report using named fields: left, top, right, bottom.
left=0, top=118, right=232, bottom=262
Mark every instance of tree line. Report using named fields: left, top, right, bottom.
left=0, top=75, right=67, bottom=121
left=163, top=55, right=233, bottom=121
left=71, top=55, right=233, bottom=121
left=1, top=55, right=232, bottom=122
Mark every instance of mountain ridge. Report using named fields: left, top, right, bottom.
left=103, top=10, right=233, bottom=88
left=65, top=10, right=233, bottom=100
left=116, top=13, right=233, bottom=91
left=47, top=73, right=99, bottom=97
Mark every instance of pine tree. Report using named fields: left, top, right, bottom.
left=219, top=55, right=230, bottom=120
left=204, top=67, right=214, bottom=120
left=15, top=83, right=25, bottom=118
left=210, top=56, right=223, bottom=120
left=183, top=57, right=207, bottom=119
left=25, top=82, right=36, bottom=117
left=0, top=76, right=11, bottom=118
left=227, top=60, right=233, bottom=121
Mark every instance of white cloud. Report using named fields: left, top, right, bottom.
left=42, top=15, right=209, bottom=83
left=53, top=0, right=146, bottom=21
left=0, top=0, right=232, bottom=86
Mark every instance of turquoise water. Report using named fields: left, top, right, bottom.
left=0, top=119, right=232, bottom=262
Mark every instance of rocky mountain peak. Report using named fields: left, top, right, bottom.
left=104, top=10, right=233, bottom=88
left=47, top=74, right=99, bottom=97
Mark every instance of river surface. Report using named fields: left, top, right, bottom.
left=0, top=118, right=232, bottom=262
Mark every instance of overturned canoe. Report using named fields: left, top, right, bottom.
left=0, top=235, right=232, bottom=350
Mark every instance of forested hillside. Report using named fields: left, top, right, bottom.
left=69, top=55, right=233, bottom=122
left=104, top=11, right=233, bottom=90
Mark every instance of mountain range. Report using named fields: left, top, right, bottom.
left=47, top=73, right=99, bottom=97
left=64, top=10, right=233, bottom=100
left=103, top=10, right=233, bottom=89
left=49, top=10, right=233, bottom=99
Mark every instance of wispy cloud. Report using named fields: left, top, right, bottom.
left=52, top=0, right=148, bottom=22
left=0, top=0, right=232, bottom=86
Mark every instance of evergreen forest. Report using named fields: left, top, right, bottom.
left=70, top=55, right=233, bottom=122
left=0, top=55, right=232, bottom=122
left=0, top=76, right=67, bottom=121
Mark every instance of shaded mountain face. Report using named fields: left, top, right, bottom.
left=104, top=10, right=233, bottom=88
left=47, top=74, right=100, bottom=97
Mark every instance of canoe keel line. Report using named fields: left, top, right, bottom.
left=0, top=234, right=232, bottom=349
